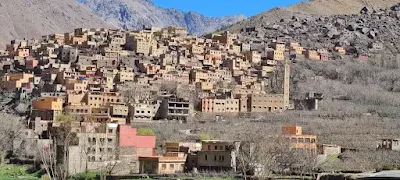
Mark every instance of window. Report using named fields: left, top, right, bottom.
left=161, top=164, right=166, bottom=170
left=214, top=155, right=217, bottom=161
left=205, top=155, right=207, bottom=160
left=298, top=138, right=304, bottom=143
left=169, top=164, right=174, bottom=170
left=215, top=145, right=218, bottom=150
left=311, top=139, right=316, bottom=143
left=108, top=138, right=113, bottom=143
left=108, top=129, right=113, bottom=134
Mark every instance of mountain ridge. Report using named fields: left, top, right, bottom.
left=225, top=0, right=400, bottom=32
left=0, top=0, right=113, bottom=48
left=80, top=0, right=246, bottom=35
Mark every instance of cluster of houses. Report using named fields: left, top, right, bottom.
left=0, top=25, right=392, bottom=176
left=0, top=26, right=297, bottom=122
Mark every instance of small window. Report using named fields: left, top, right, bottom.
left=214, top=155, right=217, bottom=161
left=205, top=155, right=207, bottom=160
left=169, top=164, right=174, bottom=170
left=161, top=164, right=166, bottom=170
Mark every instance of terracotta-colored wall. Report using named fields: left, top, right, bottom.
left=119, top=125, right=156, bottom=149
left=282, top=125, right=302, bottom=136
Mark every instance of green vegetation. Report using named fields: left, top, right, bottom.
left=56, top=113, right=73, bottom=125
left=69, top=171, right=100, bottom=180
left=199, top=133, right=211, bottom=140
left=198, top=178, right=237, bottom=180
left=0, top=164, right=40, bottom=180
left=137, top=128, right=156, bottom=136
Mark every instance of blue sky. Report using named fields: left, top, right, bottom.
left=152, top=0, right=302, bottom=17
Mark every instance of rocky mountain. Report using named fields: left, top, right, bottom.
left=239, top=3, right=400, bottom=54
left=80, top=0, right=246, bottom=35
left=226, top=0, right=400, bottom=32
left=0, top=0, right=113, bottom=48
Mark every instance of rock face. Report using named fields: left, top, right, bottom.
left=239, top=3, right=400, bottom=54
left=225, top=0, right=400, bottom=32
left=0, top=0, right=113, bottom=48
left=80, top=0, right=246, bottom=35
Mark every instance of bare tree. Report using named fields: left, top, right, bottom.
left=39, top=114, right=76, bottom=180
left=118, top=82, right=152, bottom=103
left=0, top=112, right=24, bottom=164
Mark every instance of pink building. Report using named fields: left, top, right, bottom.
left=119, top=125, right=156, bottom=157
left=26, top=59, right=39, bottom=70
left=358, top=54, right=368, bottom=61
left=320, top=53, right=329, bottom=61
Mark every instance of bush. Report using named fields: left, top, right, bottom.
left=69, top=171, right=100, bottom=180
left=137, top=128, right=156, bottom=136
left=0, top=164, right=39, bottom=179
left=200, top=133, right=211, bottom=140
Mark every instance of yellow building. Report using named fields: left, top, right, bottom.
left=66, top=79, right=88, bottom=93
left=272, top=42, right=285, bottom=52
left=201, top=97, right=240, bottom=113
left=282, top=125, right=317, bottom=151
left=32, top=97, right=63, bottom=111
left=165, top=142, right=202, bottom=153
left=267, top=50, right=285, bottom=61
left=289, top=46, right=304, bottom=55
left=189, top=70, right=209, bottom=83
left=334, top=47, right=346, bottom=55
left=118, top=69, right=134, bottom=83
left=86, top=92, right=124, bottom=108
left=0, top=73, right=34, bottom=91
left=229, top=44, right=241, bottom=54
left=249, top=94, right=285, bottom=112
left=139, top=152, right=187, bottom=175
left=197, top=140, right=240, bottom=171
left=191, top=44, right=205, bottom=54
left=244, top=51, right=262, bottom=63
left=305, top=50, right=320, bottom=60
left=17, top=48, right=30, bottom=57
left=197, top=82, right=214, bottom=91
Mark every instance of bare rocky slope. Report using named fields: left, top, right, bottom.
left=235, top=2, right=400, bottom=119
left=0, top=0, right=113, bottom=48
left=226, top=0, right=400, bottom=32
left=80, top=0, right=246, bottom=35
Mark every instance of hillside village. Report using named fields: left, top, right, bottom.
left=0, top=9, right=400, bottom=179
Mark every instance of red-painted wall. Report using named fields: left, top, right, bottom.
left=119, top=125, right=156, bottom=149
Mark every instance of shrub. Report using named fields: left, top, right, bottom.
left=200, top=133, right=211, bottom=140
left=69, top=171, right=100, bottom=180
left=137, top=128, right=156, bottom=136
